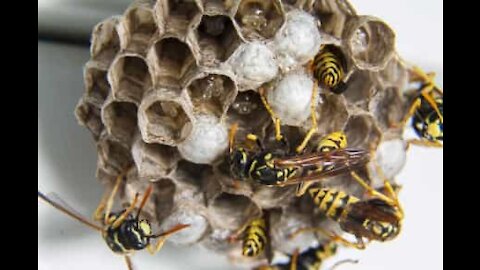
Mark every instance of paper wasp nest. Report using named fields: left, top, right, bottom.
left=75, top=0, right=411, bottom=267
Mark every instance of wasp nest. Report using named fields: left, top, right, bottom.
left=76, top=0, right=412, bottom=267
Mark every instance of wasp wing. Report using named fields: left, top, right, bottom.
left=38, top=191, right=102, bottom=231
left=272, top=149, right=370, bottom=186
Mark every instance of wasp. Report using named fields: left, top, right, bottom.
left=394, top=65, right=443, bottom=148
left=228, top=123, right=369, bottom=191
left=228, top=211, right=273, bottom=263
left=255, top=241, right=358, bottom=270
left=256, top=44, right=348, bottom=152
left=38, top=168, right=190, bottom=270
left=289, top=166, right=404, bottom=250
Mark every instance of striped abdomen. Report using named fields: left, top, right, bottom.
left=313, top=50, right=344, bottom=89
left=243, top=217, right=268, bottom=257
left=103, top=213, right=149, bottom=254
left=308, top=188, right=359, bottom=221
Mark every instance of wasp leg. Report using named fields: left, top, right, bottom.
left=246, top=133, right=265, bottom=151
left=406, top=138, right=443, bottom=150
left=295, top=181, right=316, bottom=197
left=124, top=255, right=133, bottom=270
left=296, top=82, right=319, bottom=154
left=147, top=224, right=190, bottom=254
left=328, top=259, right=359, bottom=270
left=371, top=162, right=404, bottom=219
left=103, top=169, right=129, bottom=225
left=93, top=189, right=110, bottom=221
left=227, top=218, right=254, bottom=243
left=290, top=248, right=300, bottom=270
left=111, top=193, right=140, bottom=229
left=350, top=171, right=396, bottom=207
left=289, top=227, right=366, bottom=250
left=259, top=87, right=283, bottom=142
left=135, top=184, right=154, bottom=219
left=391, top=97, right=421, bottom=129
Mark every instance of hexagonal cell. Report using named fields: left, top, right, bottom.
left=368, top=87, right=404, bottom=131
left=343, top=16, right=395, bottom=71
left=75, top=98, right=103, bottom=140
left=90, top=17, right=121, bottom=66
left=155, top=0, right=202, bottom=33
left=226, top=90, right=270, bottom=136
left=132, top=136, right=180, bottom=180
left=374, top=54, right=409, bottom=90
left=149, top=37, right=197, bottom=89
left=316, top=93, right=349, bottom=134
left=234, top=0, right=285, bottom=40
left=123, top=6, right=158, bottom=53
left=101, top=99, right=138, bottom=146
left=138, top=90, right=193, bottom=145
left=187, top=73, right=237, bottom=117
left=341, top=70, right=375, bottom=108
left=344, top=114, right=382, bottom=150
left=311, top=0, right=356, bottom=38
left=251, top=185, right=296, bottom=209
left=152, top=178, right=177, bottom=222
left=97, top=134, right=134, bottom=176
left=109, top=55, right=152, bottom=105
left=208, top=192, right=260, bottom=230
left=84, top=65, right=110, bottom=108
left=196, top=15, right=243, bottom=65
left=202, top=0, right=237, bottom=14
left=173, top=159, right=212, bottom=189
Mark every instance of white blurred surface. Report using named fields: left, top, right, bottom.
left=38, top=0, right=442, bottom=269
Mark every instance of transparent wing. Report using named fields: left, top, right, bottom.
left=38, top=191, right=102, bottom=231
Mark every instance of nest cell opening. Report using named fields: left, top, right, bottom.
left=342, top=70, right=375, bottom=105
left=98, top=137, right=134, bottom=174
left=133, top=140, right=179, bottom=178
left=174, top=159, right=212, bottom=188
left=153, top=38, right=196, bottom=88
left=145, top=100, right=191, bottom=142
left=348, top=19, right=395, bottom=69
left=369, top=87, right=404, bottom=131
left=235, top=0, right=285, bottom=40
left=91, top=19, right=121, bottom=64
left=316, top=93, right=349, bottom=134
left=197, top=15, right=241, bottom=63
left=125, top=8, right=157, bottom=50
left=209, top=193, right=259, bottom=229
left=153, top=178, right=177, bottom=222
left=85, top=68, right=110, bottom=106
left=312, top=0, right=353, bottom=38
left=111, top=56, right=152, bottom=104
left=103, top=101, right=138, bottom=145
left=187, top=74, right=236, bottom=117
left=344, top=114, right=381, bottom=150
left=226, top=90, right=269, bottom=132
left=166, top=0, right=201, bottom=20
left=75, top=101, right=103, bottom=139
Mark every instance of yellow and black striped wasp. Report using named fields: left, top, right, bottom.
left=228, top=123, right=370, bottom=192
left=288, top=165, right=404, bottom=250
left=257, top=44, right=348, bottom=152
left=228, top=211, right=273, bottom=263
left=38, top=168, right=190, bottom=270
left=254, top=241, right=358, bottom=270
left=395, top=65, right=443, bottom=148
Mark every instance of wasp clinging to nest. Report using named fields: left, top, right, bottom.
left=38, top=168, right=190, bottom=270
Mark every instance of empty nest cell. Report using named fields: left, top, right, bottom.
left=132, top=136, right=179, bottom=179
left=140, top=95, right=192, bottom=145
left=235, top=0, right=285, bottom=40
left=341, top=70, right=375, bottom=106
left=173, top=159, right=212, bottom=189
left=187, top=73, right=236, bottom=117
left=196, top=15, right=242, bottom=65
left=312, top=0, right=356, bottom=38
left=75, top=99, right=103, bottom=140
left=315, top=93, right=349, bottom=134
left=226, top=90, right=270, bottom=134
left=368, top=87, right=404, bottom=131
left=90, top=17, right=121, bottom=65
left=124, top=7, right=158, bottom=52
left=110, top=55, right=152, bottom=104
left=208, top=193, right=260, bottom=230
left=344, top=114, right=382, bottom=150
left=150, top=37, right=197, bottom=89
left=84, top=67, right=110, bottom=107
left=153, top=178, right=177, bottom=222
left=344, top=16, right=395, bottom=71
left=155, top=0, right=202, bottom=33
left=102, top=100, right=138, bottom=146
left=97, top=135, right=134, bottom=176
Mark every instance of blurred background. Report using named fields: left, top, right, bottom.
left=38, top=0, right=442, bottom=269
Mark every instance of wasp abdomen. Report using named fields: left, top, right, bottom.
left=243, top=218, right=268, bottom=257
left=313, top=48, right=345, bottom=92
left=309, top=188, right=359, bottom=222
